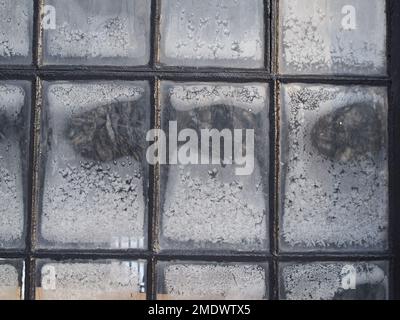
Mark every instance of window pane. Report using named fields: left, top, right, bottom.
left=0, top=260, right=24, bottom=300
left=159, top=0, right=265, bottom=68
left=0, top=81, right=30, bottom=249
left=280, top=84, right=388, bottom=251
left=280, top=261, right=389, bottom=300
left=0, top=0, right=32, bottom=64
left=35, top=260, right=146, bottom=300
left=37, top=81, right=149, bottom=249
left=42, top=0, right=151, bottom=66
left=159, top=81, right=269, bottom=251
left=157, top=261, right=268, bottom=300
left=279, top=0, right=386, bottom=75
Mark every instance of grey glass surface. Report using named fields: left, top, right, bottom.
left=280, top=84, right=388, bottom=251
left=0, top=81, right=31, bottom=249
left=159, top=81, right=270, bottom=251
left=36, top=259, right=146, bottom=300
left=157, top=261, right=268, bottom=300
left=280, top=261, right=389, bottom=300
left=0, top=0, right=33, bottom=64
left=279, top=0, right=387, bottom=75
left=37, top=81, right=150, bottom=249
left=0, top=259, right=24, bottom=300
left=160, top=0, right=265, bottom=68
left=42, top=0, right=151, bottom=66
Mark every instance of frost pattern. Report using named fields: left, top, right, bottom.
left=281, top=84, right=388, bottom=250
left=161, top=0, right=264, bottom=67
left=42, top=162, right=145, bottom=246
left=169, top=84, right=267, bottom=112
left=39, top=261, right=144, bottom=300
left=48, top=18, right=132, bottom=59
left=280, top=0, right=386, bottom=75
left=281, top=262, right=388, bottom=300
left=161, top=82, right=269, bottom=251
left=0, top=168, right=21, bottom=242
left=0, top=263, right=20, bottom=300
left=44, top=0, right=150, bottom=65
left=40, top=81, right=148, bottom=249
left=0, top=83, right=26, bottom=247
left=0, top=0, right=31, bottom=60
left=161, top=263, right=266, bottom=300
left=0, top=264, right=18, bottom=287
left=163, top=165, right=267, bottom=249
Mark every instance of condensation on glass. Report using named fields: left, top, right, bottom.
left=280, top=84, right=388, bottom=251
left=35, top=259, right=146, bottom=300
left=279, top=0, right=387, bottom=75
left=157, top=261, right=268, bottom=300
left=0, top=81, right=31, bottom=249
left=0, top=259, right=24, bottom=300
left=0, top=0, right=394, bottom=301
left=159, top=0, right=265, bottom=68
left=0, top=0, right=33, bottom=64
left=159, top=81, right=269, bottom=251
left=37, top=81, right=150, bottom=249
left=42, top=0, right=151, bottom=66
left=279, top=261, right=389, bottom=300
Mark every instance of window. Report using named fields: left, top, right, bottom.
left=0, top=0, right=399, bottom=300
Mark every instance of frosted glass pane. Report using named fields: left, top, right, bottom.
left=157, top=262, right=267, bottom=300
left=38, top=81, right=150, bottom=249
left=280, top=84, right=388, bottom=251
left=42, top=0, right=150, bottom=66
left=0, top=260, right=24, bottom=300
left=160, top=0, right=264, bottom=68
left=280, top=261, right=389, bottom=300
left=0, top=0, right=32, bottom=64
left=36, top=260, right=146, bottom=300
left=159, top=81, right=269, bottom=251
left=279, top=0, right=386, bottom=75
left=0, top=81, right=30, bottom=249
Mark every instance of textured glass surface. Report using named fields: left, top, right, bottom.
left=160, top=0, right=264, bottom=68
left=0, top=259, right=24, bottom=300
left=280, top=84, right=388, bottom=251
left=0, top=81, right=31, bottom=249
left=280, top=261, right=389, bottom=300
left=0, top=0, right=33, bottom=64
left=42, top=0, right=151, bottom=66
left=36, top=260, right=146, bottom=300
left=159, top=81, right=269, bottom=251
left=279, top=0, right=386, bottom=75
left=157, top=262, right=267, bottom=300
left=38, top=81, right=150, bottom=249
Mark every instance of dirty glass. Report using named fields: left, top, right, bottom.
left=280, top=84, right=388, bottom=251
left=280, top=261, right=389, bottom=300
left=279, top=0, right=387, bottom=75
left=0, top=0, right=33, bottom=64
left=159, top=0, right=265, bottom=68
left=37, top=81, right=150, bottom=249
left=36, top=259, right=146, bottom=300
left=159, top=81, right=270, bottom=251
left=42, top=0, right=151, bottom=66
left=157, top=261, right=268, bottom=300
left=0, top=81, right=31, bottom=249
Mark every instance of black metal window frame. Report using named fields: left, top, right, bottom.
left=0, top=0, right=399, bottom=300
